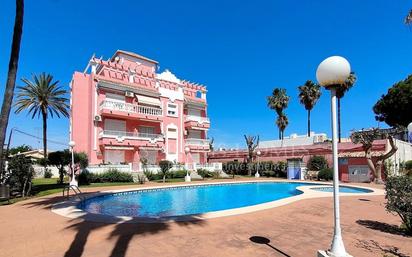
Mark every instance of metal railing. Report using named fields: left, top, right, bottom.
left=185, top=115, right=210, bottom=123
left=100, top=100, right=137, bottom=113
left=185, top=138, right=210, bottom=146
left=100, top=130, right=163, bottom=140
left=100, top=100, right=162, bottom=116
left=138, top=105, right=162, bottom=116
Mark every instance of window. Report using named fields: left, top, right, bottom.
left=106, top=92, right=125, bottom=102
left=196, top=90, right=202, bottom=98
left=167, top=103, right=178, bottom=117
left=167, top=127, right=178, bottom=138
left=138, top=126, right=155, bottom=137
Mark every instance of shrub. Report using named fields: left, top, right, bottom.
left=307, top=155, right=328, bottom=171
left=78, top=168, right=133, bottom=184
left=7, top=155, right=34, bottom=197
left=222, top=161, right=248, bottom=176
left=100, top=169, right=133, bottom=182
left=143, top=170, right=155, bottom=181
left=78, top=170, right=92, bottom=185
left=405, top=160, right=412, bottom=171
left=197, top=168, right=212, bottom=179
left=318, top=168, right=333, bottom=181
left=159, top=160, right=173, bottom=183
left=137, top=174, right=146, bottom=184
left=385, top=176, right=412, bottom=235
left=44, top=169, right=53, bottom=178
left=170, top=170, right=187, bottom=179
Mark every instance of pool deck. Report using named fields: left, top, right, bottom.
left=1, top=178, right=411, bottom=257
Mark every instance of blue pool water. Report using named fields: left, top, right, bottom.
left=79, top=182, right=370, bottom=218
left=311, top=186, right=373, bottom=193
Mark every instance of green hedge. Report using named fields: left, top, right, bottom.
left=79, top=168, right=133, bottom=185
left=222, top=161, right=287, bottom=177
left=318, top=168, right=333, bottom=181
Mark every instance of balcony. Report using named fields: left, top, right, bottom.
left=184, top=115, right=210, bottom=130
left=185, top=138, right=210, bottom=151
left=100, top=100, right=163, bottom=121
left=101, top=130, right=163, bottom=140
left=99, top=130, right=164, bottom=148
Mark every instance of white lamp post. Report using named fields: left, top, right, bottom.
left=68, top=141, right=78, bottom=187
left=316, top=56, right=352, bottom=257
left=407, top=122, right=412, bottom=143
left=255, top=150, right=261, bottom=178
left=184, top=146, right=191, bottom=182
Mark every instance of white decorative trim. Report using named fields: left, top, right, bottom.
left=157, top=69, right=181, bottom=84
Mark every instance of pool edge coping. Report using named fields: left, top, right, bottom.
left=51, top=180, right=384, bottom=224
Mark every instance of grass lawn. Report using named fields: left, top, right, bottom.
left=0, top=178, right=137, bottom=206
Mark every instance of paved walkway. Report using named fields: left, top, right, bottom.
left=0, top=179, right=411, bottom=257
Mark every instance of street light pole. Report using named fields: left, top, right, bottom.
left=69, top=141, right=77, bottom=187
left=316, top=56, right=352, bottom=257
left=255, top=150, right=261, bottom=178
left=184, top=146, right=191, bottom=182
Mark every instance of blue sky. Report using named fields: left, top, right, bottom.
left=0, top=0, right=411, bottom=150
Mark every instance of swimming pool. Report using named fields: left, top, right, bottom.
left=78, top=182, right=371, bottom=218
left=311, top=186, right=373, bottom=193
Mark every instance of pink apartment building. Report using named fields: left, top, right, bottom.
left=70, top=50, right=210, bottom=171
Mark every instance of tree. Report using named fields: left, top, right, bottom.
left=351, top=128, right=398, bottom=184
left=267, top=88, right=289, bottom=139
left=0, top=0, right=24, bottom=178
left=298, top=80, right=321, bottom=137
left=159, top=160, right=173, bottom=183
left=14, top=73, right=69, bottom=170
left=275, top=114, right=288, bottom=140
left=244, top=135, right=259, bottom=176
left=307, top=155, right=328, bottom=171
left=336, top=72, right=357, bottom=142
left=385, top=175, right=412, bottom=235
left=9, top=144, right=32, bottom=155
left=7, top=155, right=33, bottom=197
left=373, top=75, right=412, bottom=128
left=48, top=150, right=70, bottom=184
left=405, top=9, right=412, bottom=26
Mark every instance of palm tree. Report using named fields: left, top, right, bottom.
left=267, top=88, right=289, bottom=139
left=298, top=80, right=321, bottom=137
left=276, top=114, right=288, bottom=140
left=14, top=73, right=69, bottom=165
left=336, top=72, right=357, bottom=142
left=405, top=9, right=412, bottom=26
left=0, top=0, right=24, bottom=177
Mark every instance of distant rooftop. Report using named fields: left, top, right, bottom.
left=258, top=132, right=328, bottom=148
left=110, top=49, right=159, bottom=64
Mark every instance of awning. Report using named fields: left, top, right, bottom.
left=136, top=95, right=161, bottom=107
left=105, top=146, right=134, bottom=150
left=138, top=146, right=163, bottom=151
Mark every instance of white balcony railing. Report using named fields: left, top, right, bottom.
left=138, top=105, right=162, bottom=116
left=185, top=138, right=210, bottom=146
left=100, top=100, right=162, bottom=116
left=185, top=115, right=210, bottom=124
left=100, top=130, right=163, bottom=140
left=100, top=100, right=138, bottom=113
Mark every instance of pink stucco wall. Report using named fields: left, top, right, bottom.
left=70, top=50, right=210, bottom=170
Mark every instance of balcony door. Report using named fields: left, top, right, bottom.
left=188, top=108, right=201, bottom=117
left=105, top=150, right=125, bottom=164
left=104, top=119, right=126, bottom=134
left=188, top=129, right=201, bottom=139
left=106, top=92, right=125, bottom=102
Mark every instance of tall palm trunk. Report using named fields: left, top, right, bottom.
left=338, top=98, right=341, bottom=143
left=0, top=0, right=24, bottom=177
left=307, top=109, right=311, bottom=137
left=41, top=109, right=47, bottom=170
